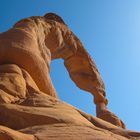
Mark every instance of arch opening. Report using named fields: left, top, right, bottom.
left=50, top=59, right=96, bottom=116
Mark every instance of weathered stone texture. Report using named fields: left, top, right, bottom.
left=0, top=13, right=139, bottom=140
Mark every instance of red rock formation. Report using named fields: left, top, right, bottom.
left=0, top=13, right=139, bottom=140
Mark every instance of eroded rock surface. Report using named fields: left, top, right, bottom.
left=0, top=13, right=139, bottom=140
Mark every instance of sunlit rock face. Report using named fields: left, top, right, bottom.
left=0, top=13, right=140, bottom=140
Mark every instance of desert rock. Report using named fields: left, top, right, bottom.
left=0, top=13, right=139, bottom=140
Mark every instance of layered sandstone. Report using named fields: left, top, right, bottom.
left=0, top=13, right=139, bottom=140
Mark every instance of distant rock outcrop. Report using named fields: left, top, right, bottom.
left=0, top=13, right=139, bottom=140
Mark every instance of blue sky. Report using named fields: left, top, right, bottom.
left=0, top=0, right=140, bottom=131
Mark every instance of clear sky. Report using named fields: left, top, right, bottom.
left=0, top=0, right=140, bottom=131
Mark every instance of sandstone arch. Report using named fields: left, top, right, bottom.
left=0, top=13, right=139, bottom=140
left=0, top=13, right=125, bottom=128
